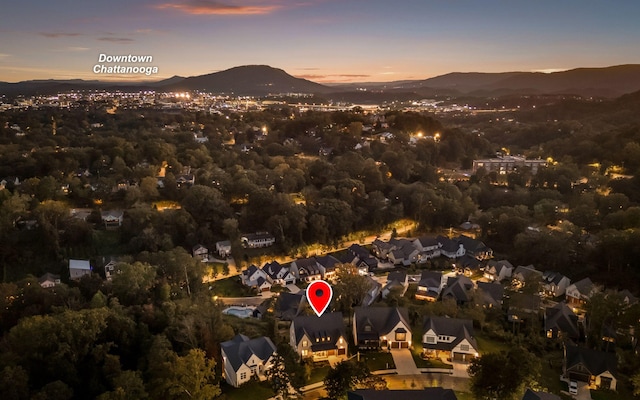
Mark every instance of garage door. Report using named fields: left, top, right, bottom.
left=400, top=342, right=409, bottom=348
left=338, top=348, right=346, bottom=355
left=328, top=350, right=336, bottom=356
left=569, top=372, right=590, bottom=383
left=391, top=342, right=400, bottom=349
left=453, top=353, right=467, bottom=362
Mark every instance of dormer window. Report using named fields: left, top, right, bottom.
left=364, top=325, right=372, bottom=332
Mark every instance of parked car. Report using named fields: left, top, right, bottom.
left=569, top=380, right=578, bottom=395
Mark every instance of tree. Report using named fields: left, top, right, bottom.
left=265, top=354, right=290, bottom=398
left=324, top=360, right=385, bottom=400
left=110, top=262, right=157, bottom=306
left=164, top=349, right=220, bottom=400
left=633, top=371, right=640, bottom=396
left=333, top=264, right=372, bottom=312
left=468, top=346, right=540, bottom=400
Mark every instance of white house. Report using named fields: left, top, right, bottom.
left=483, top=260, right=513, bottom=282
left=353, top=307, right=411, bottom=349
left=104, top=260, right=119, bottom=281
left=69, top=259, right=91, bottom=280
left=241, top=232, right=276, bottom=248
left=39, top=273, right=61, bottom=288
left=262, top=261, right=296, bottom=285
left=221, top=334, right=276, bottom=388
left=542, top=271, right=571, bottom=297
left=566, top=278, right=597, bottom=308
left=192, top=244, right=209, bottom=261
left=101, top=210, right=124, bottom=229
left=241, top=265, right=272, bottom=292
left=215, top=240, right=232, bottom=258
left=422, top=316, right=479, bottom=362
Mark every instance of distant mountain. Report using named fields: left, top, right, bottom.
left=401, top=65, right=640, bottom=97
left=2, top=64, right=640, bottom=99
left=163, top=65, right=332, bottom=95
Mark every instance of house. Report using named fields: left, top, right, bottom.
left=413, top=236, right=442, bottom=263
left=346, top=244, right=378, bottom=272
left=415, top=271, right=445, bottom=301
left=275, top=292, right=305, bottom=321
left=476, top=282, right=504, bottom=309
left=292, top=257, right=324, bottom=282
left=101, top=210, right=124, bottom=229
left=290, top=312, right=348, bottom=362
left=221, top=334, right=276, bottom=388
left=437, top=236, right=465, bottom=258
left=512, top=265, right=543, bottom=289
left=563, top=344, right=617, bottom=390
left=353, top=307, right=411, bottom=350
left=241, top=232, right=276, bottom=248
left=104, top=260, right=118, bottom=281
left=361, top=277, right=382, bottom=307
left=456, top=235, right=493, bottom=260
left=39, top=273, right=61, bottom=288
left=542, top=271, right=571, bottom=297
left=192, top=244, right=209, bottom=261
left=262, top=261, right=296, bottom=285
left=176, top=174, right=195, bottom=188
left=422, top=316, right=479, bottom=362
left=215, top=240, right=232, bottom=258
left=386, top=239, right=420, bottom=266
left=508, top=293, right=541, bottom=323
left=566, top=278, right=597, bottom=308
left=455, top=254, right=482, bottom=276
left=442, top=275, right=475, bottom=305
left=316, top=255, right=341, bottom=281
left=348, top=388, right=457, bottom=400
left=522, top=388, right=561, bottom=400
left=372, top=238, right=396, bottom=259
left=619, top=289, right=638, bottom=306
left=382, top=271, right=408, bottom=299
left=69, top=259, right=92, bottom=280
left=483, top=259, right=513, bottom=282
left=545, top=302, right=580, bottom=339
left=241, top=265, right=272, bottom=292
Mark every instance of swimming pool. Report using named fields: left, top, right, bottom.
left=222, top=306, right=256, bottom=318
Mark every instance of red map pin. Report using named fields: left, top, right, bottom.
left=306, top=280, right=333, bottom=317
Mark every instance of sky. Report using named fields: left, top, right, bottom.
left=1, top=0, right=640, bottom=83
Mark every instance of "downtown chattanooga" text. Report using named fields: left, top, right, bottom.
left=93, top=53, right=159, bottom=76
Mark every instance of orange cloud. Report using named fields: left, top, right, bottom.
left=156, top=0, right=281, bottom=15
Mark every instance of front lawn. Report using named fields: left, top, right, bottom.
left=475, top=332, right=509, bottom=354
left=308, top=364, right=330, bottom=384
left=361, top=351, right=395, bottom=371
left=221, top=380, right=274, bottom=400
left=410, top=351, right=453, bottom=369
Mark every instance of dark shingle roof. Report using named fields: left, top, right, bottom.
left=418, top=271, right=442, bottom=288
left=220, top=334, right=276, bottom=372
left=353, top=307, right=410, bottom=341
left=442, top=275, right=474, bottom=304
left=571, top=278, right=594, bottom=296
left=295, top=257, right=321, bottom=275
left=422, top=316, right=478, bottom=352
left=348, top=388, right=457, bottom=400
left=292, top=312, right=346, bottom=350
left=275, top=292, right=305, bottom=321
left=565, top=344, right=617, bottom=377
left=476, top=282, right=504, bottom=306
left=416, top=236, right=440, bottom=248
left=545, top=302, right=579, bottom=338
left=262, top=261, right=284, bottom=279
left=522, top=388, right=562, bottom=400
left=316, top=255, right=341, bottom=271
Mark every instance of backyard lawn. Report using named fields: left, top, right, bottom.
left=475, top=332, right=509, bottom=354
left=308, top=364, right=330, bottom=385
left=209, top=276, right=255, bottom=297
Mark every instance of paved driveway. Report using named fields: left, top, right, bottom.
left=390, top=349, right=420, bottom=375
left=286, top=284, right=301, bottom=294
left=576, top=381, right=591, bottom=400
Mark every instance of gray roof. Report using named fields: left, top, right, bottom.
left=423, top=316, right=478, bottom=353
left=349, top=388, right=457, bottom=400
left=437, top=236, right=460, bottom=253
left=416, top=236, right=440, bottom=248
left=476, top=282, right=504, bottom=306
left=295, top=257, right=322, bottom=275
left=542, top=271, right=569, bottom=285
left=565, top=344, right=617, bottom=377
left=38, top=272, right=60, bottom=284
left=486, top=259, right=513, bottom=274
left=348, top=244, right=371, bottom=259
left=69, top=259, right=91, bottom=271
left=545, top=302, right=579, bottom=338
left=262, top=261, right=284, bottom=279
left=387, top=271, right=407, bottom=284
left=570, top=278, right=594, bottom=296
left=275, top=292, right=305, bottom=321
left=513, top=265, right=543, bottom=281
left=353, top=307, right=410, bottom=341
left=220, top=334, right=276, bottom=372
left=418, top=271, right=442, bottom=288
left=316, top=255, right=341, bottom=271
left=522, top=389, right=562, bottom=400
left=243, top=264, right=260, bottom=277
left=442, top=275, right=474, bottom=304
left=292, top=312, right=345, bottom=351
left=457, top=234, right=490, bottom=253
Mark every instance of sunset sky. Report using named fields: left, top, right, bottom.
left=1, top=0, right=640, bottom=83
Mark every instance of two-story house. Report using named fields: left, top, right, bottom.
left=545, top=302, right=580, bottom=340
left=192, top=244, right=209, bottom=261
left=563, top=344, right=617, bottom=391
left=413, top=236, right=442, bottom=263
left=262, top=261, right=296, bottom=285
left=512, top=265, right=543, bottom=289
left=290, top=312, right=348, bottom=362
left=291, top=257, right=325, bottom=282
left=422, top=316, right=479, bottom=362
left=353, top=307, right=411, bottom=350
left=437, top=236, right=465, bottom=259
left=441, top=275, right=475, bottom=305
left=476, top=282, right=504, bottom=309
left=221, top=334, right=276, bottom=387
left=316, top=255, right=341, bottom=281
left=542, top=271, right=571, bottom=298
left=566, top=278, right=597, bottom=309
left=415, top=271, right=445, bottom=301
left=241, top=264, right=272, bottom=292
left=483, top=260, right=513, bottom=282
left=241, top=232, right=276, bottom=248
left=215, top=240, right=232, bottom=258
left=457, top=235, right=493, bottom=260
left=382, top=271, right=409, bottom=299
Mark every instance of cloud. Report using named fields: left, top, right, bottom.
left=155, top=0, right=281, bottom=15
left=97, top=37, right=134, bottom=43
left=295, top=73, right=371, bottom=82
left=0, top=53, right=11, bottom=58
left=532, top=68, right=569, bottom=74
left=39, top=32, right=83, bottom=38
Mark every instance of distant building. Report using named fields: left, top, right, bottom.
left=472, top=155, right=547, bottom=175
left=192, top=244, right=209, bottom=261
left=101, top=210, right=123, bottom=229
left=69, top=259, right=91, bottom=280
left=215, top=240, right=232, bottom=258
left=241, top=232, right=276, bottom=248
left=39, top=273, right=61, bottom=288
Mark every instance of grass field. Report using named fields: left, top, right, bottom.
left=221, top=380, right=274, bottom=400
left=361, top=351, right=395, bottom=371
left=308, top=365, right=330, bottom=384
left=209, top=276, right=256, bottom=297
